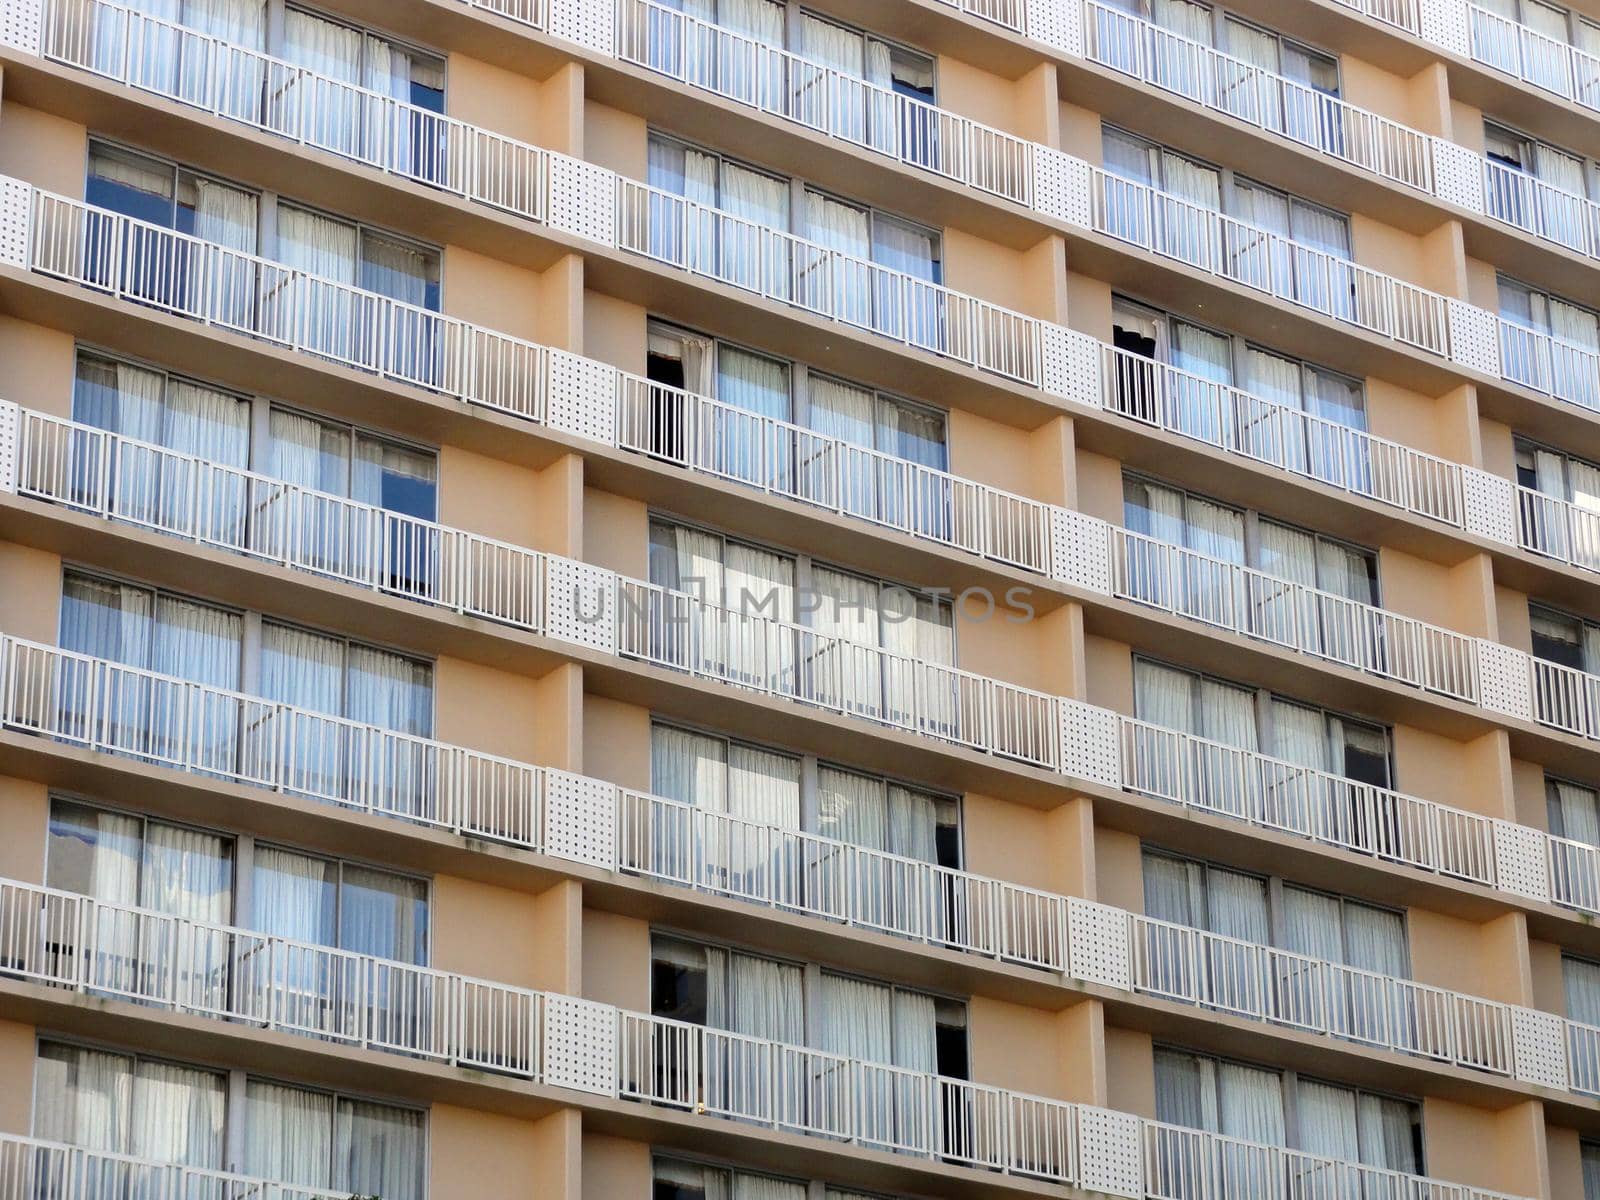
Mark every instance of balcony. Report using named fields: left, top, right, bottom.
left=3, top=633, right=1600, bottom=1113
left=1482, top=155, right=1600, bottom=262
left=1108, top=524, right=1480, bottom=703
left=0, top=876, right=1547, bottom=1200
left=13, top=4, right=1600, bottom=435
left=0, top=170, right=1536, bottom=569
left=1518, top=483, right=1600, bottom=580
left=0, top=1134, right=354, bottom=1200
left=1464, top=2, right=1600, bottom=108
left=3, top=390, right=1599, bottom=897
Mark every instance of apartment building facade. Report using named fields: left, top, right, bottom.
left=2, top=0, right=1600, bottom=1195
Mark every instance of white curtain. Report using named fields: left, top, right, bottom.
left=818, top=765, right=887, bottom=850
left=652, top=724, right=728, bottom=810
left=872, top=215, right=941, bottom=344
left=275, top=205, right=357, bottom=284
left=1134, top=659, right=1196, bottom=732
left=1143, top=852, right=1205, bottom=925
left=1357, top=1093, right=1419, bottom=1173
left=244, top=1079, right=335, bottom=1189
left=1243, top=346, right=1308, bottom=470
left=1153, top=1049, right=1217, bottom=1131
left=33, top=1044, right=133, bottom=1153
left=336, top=1097, right=423, bottom=1200
left=140, top=822, right=231, bottom=922
left=339, top=863, right=425, bottom=963
left=808, top=374, right=879, bottom=518
left=261, top=622, right=345, bottom=716
left=1218, top=1061, right=1285, bottom=1145
left=804, top=190, right=873, bottom=326
left=1551, top=779, right=1600, bottom=846
left=360, top=233, right=431, bottom=309
left=1345, top=900, right=1408, bottom=976
left=1170, top=322, right=1233, bottom=445
left=282, top=10, right=364, bottom=157
left=347, top=643, right=432, bottom=735
left=251, top=845, right=336, bottom=946
left=1199, top=677, right=1257, bottom=751
left=1206, top=866, right=1269, bottom=943
left=881, top=589, right=955, bottom=728
left=707, top=946, right=805, bottom=1044
left=1565, top=957, right=1600, bottom=1026
left=727, top=745, right=801, bottom=829
left=130, top=1059, right=225, bottom=1168
left=819, top=973, right=897, bottom=1065
left=1298, top=1078, right=1362, bottom=1163
left=716, top=346, right=791, bottom=486
left=811, top=565, right=884, bottom=714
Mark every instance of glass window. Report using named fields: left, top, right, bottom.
left=266, top=406, right=437, bottom=520
left=1141, top=850, right=1269, bottom=942
left=245, top=1077, right=423, bottom=1200
left=1549, top=776, right=1600, bottom=846
left=653, top=1157, right=807, bottom=1200
left=259, top=620, right=433, bottom=735
left=1530, top=604, right=1595, bottom=670
left=277, top=202, right=440, bottom=310
left=1282, top=885, right=1408, bottom=975
left=648, top=517, right=797, bottom=617
left=48, top=799, right=233, bottom=922
left=74, top=352, right=251, bottom=471
left=1499, top=275, right=1600, bottom=349
left=250, top=844, right=428, bottom=963
left=1152, top=1047, right=1286, bottom=1143
left=60, top=572, right=243, bottom=692
left=1269, top=696, right=1392, bottom=788
left=1564, top=955, right=1600, bottom=1025
left=34, top=1042, right=225, bottom=1168
left=87, top=141, right=259, bottom=253
left=282, top=5, right=444, bottom=111
left=1297, top=1077, right=1421, bottom=1173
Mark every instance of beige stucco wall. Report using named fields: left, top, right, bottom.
left=429, top=1104, right=579, bottom=1200
left=0, top=102, right=87, bottom=197
left=1422, top=1098, right=1549, bottom=1199
left=0, top=1021, right=34, bottom=1135
left=0, top=779, right=48, bottom=886
left=432, top=874, right=580, bottom=993
left=582, top=1133, right=652, bottom=1200
left=0, top=317, right=76, bottom=417
left=582, top=907, right=651, bottom=1012
left=0, top=542, right=63, bottom=644
left=581, top=695, right=652, bottom=792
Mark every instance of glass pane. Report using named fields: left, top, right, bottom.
left=87, top=143, right=175, bottom=227
left=339, top=863, right=428, bottom=963
left=334, top=1099, right=423, bottom=1200
left=244, top=1079, right=335, bottom=1189
left=251, top=845, right=338, bottom=947
left=47, top=801, right=142, bottom=905
left=33, top=1043, right=133, bottom=1153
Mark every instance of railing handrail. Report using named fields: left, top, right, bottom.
left=0, top=1133, right=357, bottom=1199
left=620, top=0, right=1037, bottom=202
left=0, top=869, right=1539, bottom=1200
left=1, top=630, right=1595, bottom=1105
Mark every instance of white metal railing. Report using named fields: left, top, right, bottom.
left=1081, top=0, right=1436, bottom=194
left=1516, top=484, right=1600, bottom=577
left=0, top=875, right=545, bottom=1075
left=1497, top=316, right=1600, bottom=413
left=1131, top=912, right=1514, bottom=1075
left=0, top=1134, right=355, bottom=1200
left=616, top=381, right=1056, bottom=573
left=615, top=175, right=1046, bottom=388
left=617, top=0, right=1034, bottom=207
left=29, top=0, right=1595, bottom=429
left=1482, top=156, right=1600, bottom=261
left=39, top=0, right=551, bottom=222
left=1467, top=1, right=1600, bottom=110
left=1, top=629, right=1596, bottom=1104
left=0, top=870, right=1534, bottom=1200
left=1100, top=342, right=1468, bottom=528
left=611, top=572, right=1064, bottom=768
left=1093, top=166, right=1449, bottom=356
left=1109, top=525, right=1480, bottom=702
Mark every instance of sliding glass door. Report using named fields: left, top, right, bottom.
left=59, top=572, right=244, bottom=771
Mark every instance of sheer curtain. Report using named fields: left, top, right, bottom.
left=719, top=162, right=790, bottom=295
left=1222, top=19, right=1283, bottom=131
left=805, top=191, right=873, bottom=327
left=275, top=205, right=360, bottom=364
left=1289, top=200, right=1353, bottom=318
left=262, top=623, right=351, bottom=799
left=1550, top=779, right=1600, bottom=845
left=807, top=375, right=880, bottom=522
left=250, top=845, right=337, bottom=946
left=59, top=574, right=155, bottom=749
left=1565, top=957, right=1600, bottom=1026
left=707, top=947, right=804, bottom=1043
left=1298, top=1078, right=1362, bottom=1163
left=337, top=1098, right=423, bottom=1200
left=263, top=407, right=354, bottom=576
left=716, top=346, right=791, bottom=486
left=798, top=14, right=868, bottom=144
left=1230, top=180, right=1293, bottom=304
left=1551, top=298, right=1600, bottom=409
left=1133, top=659, right=1196, bottom=733
left=33, top=1044, right=133, bottom=1153
left=244, top=1079, right=334, bottom=1189
left=725, top=540, right=794, bottom=687
left=1170, top=322, right=1233, bottom=446
left=1158, top=152, right=1221, bottom=266
left=1243, top=346, right=1307, bottom=470
left=282, top=10, right=364, bottom=158
left=140, top=822, right=231, bottom=922
left=811, top=566, right=884, bottom=716
left=162, top=379, right=251, bottom=540
left=1567, top=457, right=1600, bottom=571
left=872, top=215, right=941, bottom=346
left=130, top=1060, right=225, bottom=1168
left=339, top=864, right=426, bottom=963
